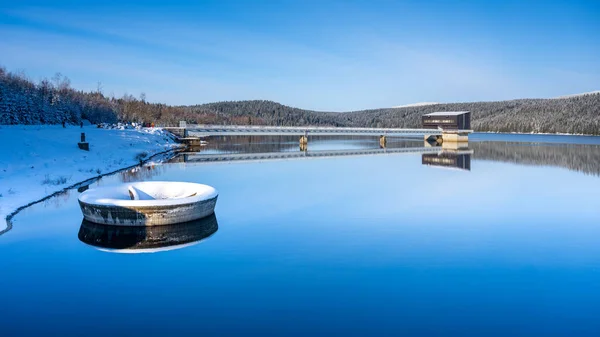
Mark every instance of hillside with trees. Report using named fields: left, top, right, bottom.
left=340, top=95, right=600, bottom=134
left=185, top=100, right=343, bottom=126
left=185, top=93, right=600, bottom=135
left=1, top=66, right=599, bottom=135
left=0, top=67, right=117, bottom=125
left=0, top=67, right=236, bottom=126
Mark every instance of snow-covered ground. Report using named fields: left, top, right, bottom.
left=393, top=102, right=439, bottom=108
left=0, top=125, right=180, bottom=231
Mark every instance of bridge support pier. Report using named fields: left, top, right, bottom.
left=299, top=135, right=308, bottom=151
left=424, top=134, right=443, bottom=144
left=425, top=132, right=469, bottom=144
left=181, top=137, right=201, bottom=147
left=379, top=135, right=387, bottom=148
left=442, top=132, right=469, bottom=143
left=441, top=141, right=470, bottom=150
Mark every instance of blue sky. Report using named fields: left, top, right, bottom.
left=0, top=0, right=599, bottom=111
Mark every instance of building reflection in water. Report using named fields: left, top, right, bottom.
left=78, top=213, right=218, bottom=253
left=422, top=139, right=472, bottom=171
left=422, top=152, right=472, bottom=171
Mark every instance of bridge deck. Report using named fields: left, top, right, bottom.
left=165, top=125, right=473, bottom=137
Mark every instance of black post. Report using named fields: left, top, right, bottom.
left=78, top=132, right=89, bottom=151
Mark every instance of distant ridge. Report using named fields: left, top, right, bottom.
left=555, top=91, right=600, bottom=99
left=187, top=93, right=600, bottom=134
left=2, top=65, right=600, bottom=134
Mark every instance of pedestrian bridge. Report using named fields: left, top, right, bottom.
left=177, top=125, right=449, bottom=137
left=165, top=124, right=473, bottom=149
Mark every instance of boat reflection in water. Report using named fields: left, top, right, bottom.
left=78, top=213, right=218, bottom=253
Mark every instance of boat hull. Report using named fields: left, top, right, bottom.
left=78, top=181, right=219, bottom=226
left=79, top=196, right=217, bottom=226
left=79, top=197, right=217, bottom=226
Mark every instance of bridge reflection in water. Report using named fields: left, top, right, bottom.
left=78, top=213, right=218, bottom=253
left=172, top=137, right=473, bottom=172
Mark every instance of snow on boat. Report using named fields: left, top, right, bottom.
left=78, top=181, right=218, bottom=226
left=78, top=213, right=218, bottom=253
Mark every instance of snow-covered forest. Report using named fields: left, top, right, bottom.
left=0, top=66, right=225, bottom=125
left=339, top=94, right=600, bottom=134
left=0, top=67, right=118, bottom=125
left=189, top=95, right=600, bottom=134
left=1, top=65, right=599, bottom=134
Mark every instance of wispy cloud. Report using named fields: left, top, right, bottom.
left=1, top=2, right=598, bottom=110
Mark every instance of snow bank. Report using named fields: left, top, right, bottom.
left=0, top=125, right=180, bottom=230
left=79, top=181, right=218, bottom=206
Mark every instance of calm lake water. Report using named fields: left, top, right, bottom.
left=2, top=133, right=600, bottom=336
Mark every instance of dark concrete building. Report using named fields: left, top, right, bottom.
left=422, top=111, right=471, bottom=130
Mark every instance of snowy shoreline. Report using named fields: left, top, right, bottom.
left=0, top=125, right=181, bottom=232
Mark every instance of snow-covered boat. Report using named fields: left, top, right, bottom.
left=78, top=213, right=218, bottom=253
left=78, top=181, right=218, bottom=226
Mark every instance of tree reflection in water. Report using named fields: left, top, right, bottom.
left=472, top=141, right=600, bottom=176
left=119, top=163, right=167, bottom=183
left=176, top=136, right=600, bottom=176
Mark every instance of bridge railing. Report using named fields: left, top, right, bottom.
left=186, top=124, right=439, bottom=132
left=164, top=125, right=474, bottom=139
